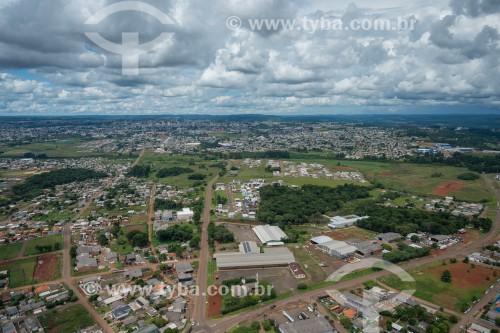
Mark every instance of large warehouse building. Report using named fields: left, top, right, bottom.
left=252, top=224, right=288, bottom=245
left=311, top=236, right=357, bottom=259
left=214, top=247, right=295, bottom=270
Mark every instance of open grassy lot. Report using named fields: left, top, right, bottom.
left=0, top=257, right=38, bottom=287
left=380, top=261, right=498, bottom=312
left=0, top=242, right=22, bottom=260
left=140, top=153, right=223, bottom=188
left=24, top=234, right=63, bottom=256
left=323, top=226, right=377, bottom=242
left=0, top=139, right=116, bottom=158
left=39, top=304, right=95, bottom=333
left=366, top=163, right=493, bottom=202
left=288, top=245, right=327, bottom=283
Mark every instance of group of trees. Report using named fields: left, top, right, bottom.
left=22, top=152, right=48, bottom=159
left=207, top=222, right=235, bottom=247
left=126, top=230, right=148, bottom=247
left=222, top=281, right=276, bottom=315
left=12, top=168, right=107, bottom=202
left=356, top=204, right=492, bottom=235
left=35, top=243, right=60, bottom=253
left=383, top=243, right=431, bottom=263
left=156, top=224, right=193, bottom=243
left=127, top=165, right=151, bottom=178
left=407, top=151, right=500, bottom=173
left=456, top=172, right=480, bottom=180
left=154, top=199, right=182, bottom=210
left=215, top=193, right=228, bottom=205
left=187, top=173, right=206, bottom=180
left=387, top=304, right=457, bottom=333
left=156, top=167, right=193, bottom=178
left=257, top=184, right=370, bottom=226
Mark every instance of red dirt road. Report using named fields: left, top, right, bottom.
left=431, top=181, right=464, bottom=196
left=207, top=291, right=222, bottom=318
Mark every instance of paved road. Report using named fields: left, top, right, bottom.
left=192, top=174, right=220, bottom=333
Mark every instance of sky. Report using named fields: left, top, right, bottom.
left=0, top=0, right=499, bottom=115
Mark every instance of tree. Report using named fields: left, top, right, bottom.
left=463, top=256, right=469, bottom=263
left=131, top=233, right=148, bottom=247
left=339, top=315, right=351, bottom=329
left=495, top=317, right=500, bottom=327
left=53, top=242, right=61, bottom=251
left=97, top=234, right=108, bottom=246
left=70, top=245, right=77, bottom=258
left=410, top=235, right=420, bottom=243
left=297, top=283, right=308, bottom=290
left=441, top=270, right=452, bottom=283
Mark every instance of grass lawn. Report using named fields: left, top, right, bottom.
left=0, top=243, right=22, bottom=260
left=0, top=257, right=38, bottom=288
left=24, top=235, right=63, bottom=256
left=288, top=245, right=327, bottom=283
left=39, top=304, right=95, bottom=333
left=380, top=261, right=497, bottom=312
left=367, top=163, right=493, bottom=202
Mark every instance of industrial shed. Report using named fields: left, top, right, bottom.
left=214, top=247, right=295, bottom=270
left=252, top=224, right=288, bottom=245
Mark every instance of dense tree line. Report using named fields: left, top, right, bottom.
left=127, top=165, right=151, bottom=178
left=187, top=173, right=206, bottom=180
left=224, top=150, right=291, bottom=159
left=208, top=222, right=235, bottom=246
left=456, top=172, right=480, bottom=180
left=355, top=204, right=492, bottom=235
left=12, top=168, right=107, bottom=201
left=156, top=224, right=193, bottom=243
left=257, top=184, right=370, bottom=226
left=156, top=167, right=193, bottom=178
left=126, top=230, right=148, bottom=247
left=383, top=243, right=431, bottom=263
left=406, top=152, right=500, bottom=173
left=154, top=199, right=182, bottom=210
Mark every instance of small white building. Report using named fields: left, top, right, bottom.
left=176, top=208, right=194, bottom=222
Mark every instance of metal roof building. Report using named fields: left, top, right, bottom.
left=214, top=247, right=295, bottom=270
left=252, top=224, right=288, bottom=244
left=239, top=241, right=260, bottom=254
left=316, top=239, right=357, bottom=259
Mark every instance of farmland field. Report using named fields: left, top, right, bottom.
left=0, top=242, right=22, bottom=260
left=24, top=234, right=63, bottom=256
left=39, top=304, right=95, bottom=333
left=380, top=261, right=498, bottom=312
left=0, top=139, right=119, bottom=158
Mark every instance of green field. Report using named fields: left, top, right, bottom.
left=140, top=153, right=223, bottom=188
left=380, top=261, right=497, bottom=312
left=39, top=304, right=95, bottom=333
left=24, top=234, right=63, bottom=256
left=288, top=245, right=327, bottom=283
left=0, top=257, right=38, bottom=287
left=0, top=242, right=22, bottom=260
left=0, top=139, right=119, bottom=158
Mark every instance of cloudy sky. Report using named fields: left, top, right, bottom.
left=0, top=0, right=499, bottom=115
